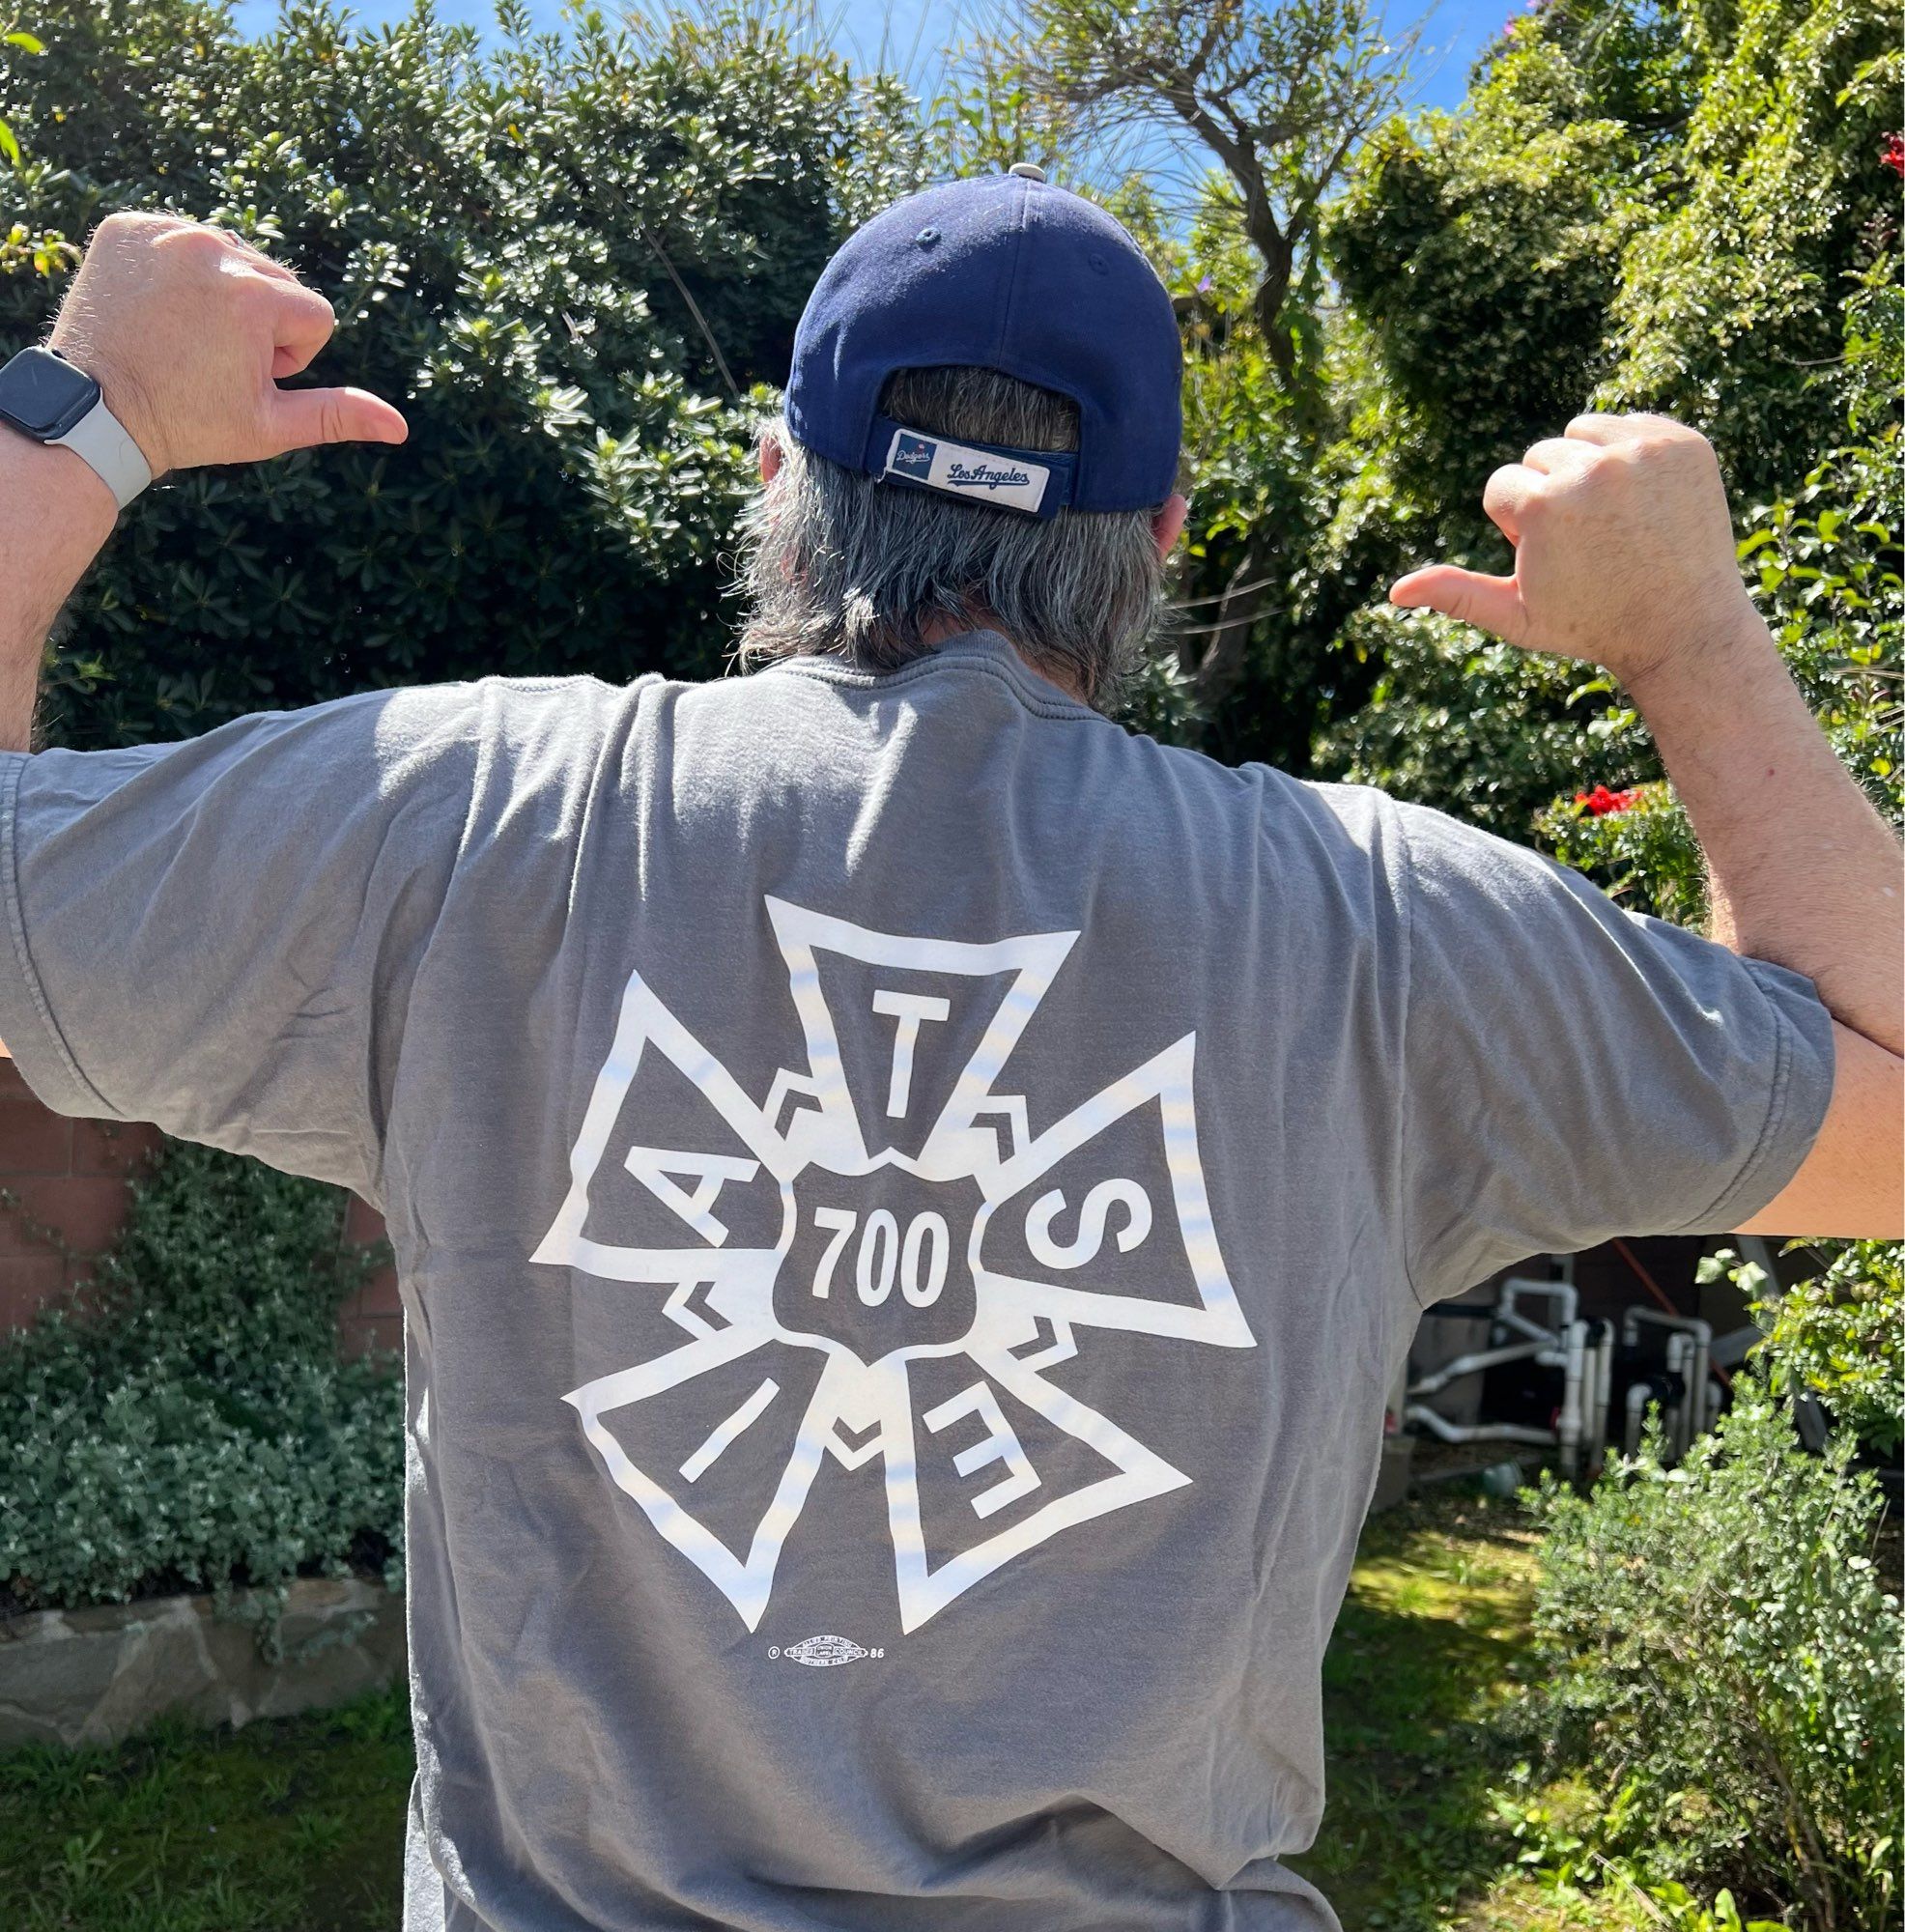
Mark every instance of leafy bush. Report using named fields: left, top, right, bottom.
left=1525, top=1380, right=1902, bottom=1931
left=0, top=1141, right=401, bottom=1652
left=1720, top=1240, right=1905, bottom=1462
left=1533, top=776, right=1708, bottom=923
left=1316, top=0, right=1900, bottom=828
left=3, top=0, right=924, bottom=749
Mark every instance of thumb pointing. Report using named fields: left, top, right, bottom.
left=1388, top=564, right=1526, bottom=644
left=270, top=384, right=409, bottom=455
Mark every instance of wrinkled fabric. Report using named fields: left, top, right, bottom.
left=0, top=632, right=1834, bottom=1929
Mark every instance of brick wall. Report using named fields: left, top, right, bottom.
left=0, top=1055, right=401, bottom=1358
left=339, top=1189, right=403, bottom=1359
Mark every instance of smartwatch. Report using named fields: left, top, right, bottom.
left=0, top=345, right=152, bottom=509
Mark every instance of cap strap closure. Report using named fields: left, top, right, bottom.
left=865, top=413, right=1077, bottom=520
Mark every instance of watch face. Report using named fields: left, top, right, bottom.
left=0, top=347, right=100, bottom=440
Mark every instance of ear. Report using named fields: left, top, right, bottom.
left=1152, top=491, right=1189, bottom=560
left=759, top=435, right=782, bottom=486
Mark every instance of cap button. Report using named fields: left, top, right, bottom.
left=1008, top=161, right=1046, bottom=182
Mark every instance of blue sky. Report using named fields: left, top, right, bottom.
left=226, top=0, right=1508, bottom=117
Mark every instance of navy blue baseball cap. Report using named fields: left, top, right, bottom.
left=782, top=167, right=1182, bottom=520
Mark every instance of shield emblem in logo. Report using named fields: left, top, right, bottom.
left=783, top=1634, right=868, bottom=1667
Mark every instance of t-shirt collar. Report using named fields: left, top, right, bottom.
left=756, top=629, right=1099, bottom=718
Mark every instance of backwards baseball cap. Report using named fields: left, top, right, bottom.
left=782, top=166, right=1182, bottom=521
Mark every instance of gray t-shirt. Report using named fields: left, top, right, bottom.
left=0, top=630, right=1834, bottom=1930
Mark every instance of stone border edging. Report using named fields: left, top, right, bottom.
left=0, top=1576, right=405, bottom=1750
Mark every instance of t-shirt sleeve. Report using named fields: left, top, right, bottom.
left=1393, top=796, right=1836, bottom=1308
left=0, top=685, right=484, bottom=1205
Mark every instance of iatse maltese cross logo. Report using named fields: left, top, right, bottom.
left=533, top=897, right=1255, bottom=1634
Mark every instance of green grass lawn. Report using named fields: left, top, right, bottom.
left=0, top=1681, right=415, bottom=1930
left=1290, top=1491, right=1645, bottom=1931
left=2, top=1491, right=1652, bottom=1932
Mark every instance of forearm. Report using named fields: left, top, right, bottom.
left=0, top=435, right=116, bottom=752
left=1627, top=605, right=1904, bottom=1058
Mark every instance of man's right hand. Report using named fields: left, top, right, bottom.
left=46, top=211, right=408, bottom=480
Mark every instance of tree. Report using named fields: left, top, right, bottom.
left=1313, top=0, right=1900, bottom=833
left=991, top=0, right=1413, bottom=719
left=1012, top=0, right=1409, bottom=378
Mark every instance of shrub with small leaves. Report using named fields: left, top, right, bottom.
left=1525, top=1378, right=1902, bottom=1931
left=1719, top=1240, right=1905, bottom=1463
left=0, top=1139, right=401, bottom=1654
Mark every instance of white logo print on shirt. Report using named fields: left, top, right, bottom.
left=532, top=897, right=1256, bottom=1634
left=769, top=1635, right=883, bottom=1666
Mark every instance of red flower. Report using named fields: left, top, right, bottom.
left=1575, top=783, right=1639, bottom=816
left=1883, top=132, right=1904, bottom=177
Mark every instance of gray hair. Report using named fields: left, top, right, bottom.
left=731, top=366, right=1169, bottom=712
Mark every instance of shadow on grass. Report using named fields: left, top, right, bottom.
left=0, top=1681, right=412, bottom=1932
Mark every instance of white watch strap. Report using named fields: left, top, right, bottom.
left=48, top=396, right=153, bottom=510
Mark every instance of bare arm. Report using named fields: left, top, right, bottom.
left=0, top=440, right=115, bottom=750
left=1391, top=412, right=1903, bottom=1237
left=1625, top=620, right=1902, bottom=1237
left=1621, top=617, right=1900, bottom=1057
left=0, top=211, right=407, bottom=750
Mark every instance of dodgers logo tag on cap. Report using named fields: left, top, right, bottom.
left=882, top=426, right=1054, bottom=515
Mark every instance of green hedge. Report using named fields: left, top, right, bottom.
left=0, top=1142, right=399, bottom=1653
left=1, top=0, right=924, bottom=749
left=1525, top=1382, right=1901, bottom=1931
